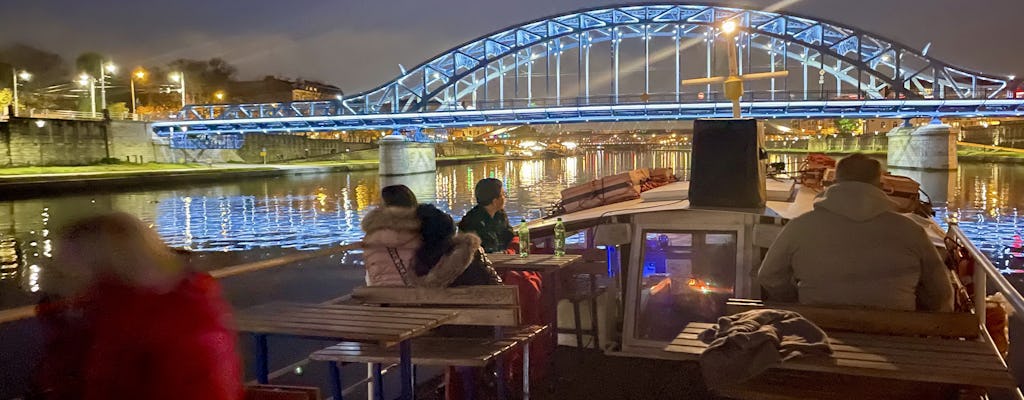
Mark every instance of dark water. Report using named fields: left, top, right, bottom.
left=1, top=151, right=1022, bottom=309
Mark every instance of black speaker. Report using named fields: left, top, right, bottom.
left=689, top=118, right=766, bottom=208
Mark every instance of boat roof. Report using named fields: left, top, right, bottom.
left=530, top=179, right=948, bottom=247
left=530, top=179, right=818, bottom=230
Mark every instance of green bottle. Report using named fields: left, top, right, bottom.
left=553, top=218, right=566, bottom=257
left=518, top=218, right=530, bottom=258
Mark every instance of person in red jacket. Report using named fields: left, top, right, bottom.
left=33, top=212, right=243, bottom=400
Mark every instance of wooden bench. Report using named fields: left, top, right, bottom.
left=310, top=285, right=548, bottom=399
left=663, top=299, right=1016, bottom=399
left=725, top=298, right=980, bottom=338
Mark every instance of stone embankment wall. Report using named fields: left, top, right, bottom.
left=236, top=135, right=376, bottom=163
left=436, top=142, right=496, bottom=156
left=764, top=133, right=889, bottom=153
left=0, top=118, right=112, bottom=166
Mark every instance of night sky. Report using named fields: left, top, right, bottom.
left=7, top=0, right=1023, bottom=93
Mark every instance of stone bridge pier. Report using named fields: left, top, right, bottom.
left=886, top=122, right=958, bottom=171
left=378, top=135, right=437, bottom=176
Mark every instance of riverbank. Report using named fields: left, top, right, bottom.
left=0, top=154, right=504, bottom=199
left=767, top=148, right=1024, bottom=164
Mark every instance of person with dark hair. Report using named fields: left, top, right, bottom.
left=757, top=153, right=953, bottom=311
left=458, top=178, right=515, bottom=253
left=381, top=184, right=417, bottom=208
left=362, top=186, right=500, bottom=287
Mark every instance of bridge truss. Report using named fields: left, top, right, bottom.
left=154, top=3, right=1022, bottom=136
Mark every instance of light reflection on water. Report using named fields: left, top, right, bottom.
left=2, top=152, right=1024, bottom=308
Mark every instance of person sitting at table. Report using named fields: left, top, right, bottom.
left=361, top=185, right=421, bottom=286
left=757, top=154, right=953, bottom=311
left=458, top=178, right=516, bottom=253
left=362, top=185, right=501, bottom=287
left=458, top=178, right=548, bottom=398
left=33, top=212, right=242, bottom=400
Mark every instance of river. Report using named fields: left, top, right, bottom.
left=2, top=151, right=1023, bottom=310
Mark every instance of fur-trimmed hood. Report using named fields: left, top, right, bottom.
left=361, top=206, right=420, bottom=234
left=413, top=233, right=482, bottom=288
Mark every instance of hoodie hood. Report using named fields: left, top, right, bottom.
left=414, top=233, right=482, bottom=288
left=813, top=181, right=896, bottom=222
left=361, top=206, right=420, bottom=234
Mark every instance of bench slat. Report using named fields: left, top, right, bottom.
left=237, top=313, right=435, bottom=331
left=250, top=302, right=458, bottom=319
left=311, top=325, right=549, bottom=367
left=667, top=324, right=1015, bottom=388
left=353, top=286, right=519, bottom=306
left=725, top=301, right=978, bottom=338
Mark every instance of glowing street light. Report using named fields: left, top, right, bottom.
left=169, top=72, right=186, bottom=108
left=98, top=61, right=117, bottom=110
left=77, top=73, right=97, bottom=114
left=721, top=20, right=738, bottom=35
left=130, top=67, right=147, bottom=114
left=11, top=68, right=31, bottom=117
left=213, top=90, right=226, bottom=102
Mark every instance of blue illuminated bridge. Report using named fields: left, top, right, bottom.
left=153, top=3, right=1024, bottom=142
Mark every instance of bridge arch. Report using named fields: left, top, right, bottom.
left=341, top=3, right=1010, bottom=115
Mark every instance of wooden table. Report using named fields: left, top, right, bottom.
left=236, top=302, right=459, bottom=400
left=663, top=322, right=1016, bottom=393
left=489, top=254, right=583, bottom=354
left=488, top=254, right=583, bottom=273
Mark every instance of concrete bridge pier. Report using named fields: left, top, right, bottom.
left=378, top=135, right=436, bottom=176
left=886, top=121, right=958, bottom=170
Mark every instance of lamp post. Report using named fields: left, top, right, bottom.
left=98, top=61, right=116, bottom=110
left=11, top=68, right=31, bottom=117
left=680, top=20, right=787, bottom=118
left=77, top=73, right=96, bottom=114
left=130, top=68, right=146, bottom=114
left=169, top=72, right=186, bottom=108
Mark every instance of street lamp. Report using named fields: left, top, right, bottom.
left=130, top=68, right=146, bottom=114
left=77, top=73, right=97, bottom=114
left=213, top=90, right=225, bottom=102
left=11, top=68, right=31, bottom=117
left=98, top=61, right=117, bottom=110
left=169, top=72, right=186, bottom=108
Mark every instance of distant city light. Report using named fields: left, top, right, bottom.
left=16, top=70, right=32, bottom=81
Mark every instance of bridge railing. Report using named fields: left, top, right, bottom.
left=2, top=109, right=157, bottom=122
left=168, top=87, right=1018, bottom=122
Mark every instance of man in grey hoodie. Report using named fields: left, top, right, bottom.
left=757, top=154, right=953, bottom=312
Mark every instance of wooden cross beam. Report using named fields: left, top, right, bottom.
left=681, top=21, right=789, bottom=118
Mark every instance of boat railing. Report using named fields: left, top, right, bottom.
left=950, top=224, right=1024, bottom=327
left=0, top=242, right=363, bottom=326
left=950, top=223, right=1024, bottom=398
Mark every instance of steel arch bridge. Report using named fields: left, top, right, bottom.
left=153, top=3, right=1024, bottom=137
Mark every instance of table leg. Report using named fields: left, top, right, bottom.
left=329, top=361, right=343, bottom=400
left=523, top=342, right=531, bottom=400
left=373, top=363, right=384, bottom=400
left=400, top=339, right=414, bottom=400
left=495, top=327, right=507, bottom=400
left=255, top=334, right=269, bottom=384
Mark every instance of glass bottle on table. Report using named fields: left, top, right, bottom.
left=553, top=217, right=566, bottom=257
left=517, top=218, right=530, bottom=258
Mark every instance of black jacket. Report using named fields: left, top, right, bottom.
left=457, top=205, right=515, bottom=253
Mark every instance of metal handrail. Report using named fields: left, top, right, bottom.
left=0, top=242, right=362, bottom=326
left=950, top=223, right=1024, bottom=321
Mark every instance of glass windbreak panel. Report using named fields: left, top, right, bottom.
left=635, top=231, right=737, bottom=342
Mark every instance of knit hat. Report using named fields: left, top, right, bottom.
left=474, top=178, right=504, bottom=206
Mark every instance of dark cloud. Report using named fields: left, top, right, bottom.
left=6, top=0, right=1022, bottom=93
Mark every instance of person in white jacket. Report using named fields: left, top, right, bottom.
left=757, top=154, right=953, bottom=312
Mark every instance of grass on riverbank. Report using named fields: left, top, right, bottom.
left=0, top=163, right=213, bottom=176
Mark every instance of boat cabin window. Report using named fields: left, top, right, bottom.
left=635, top=230, right=737, bottom=342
